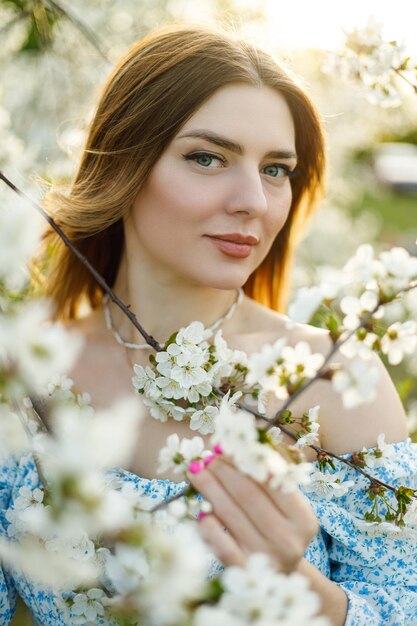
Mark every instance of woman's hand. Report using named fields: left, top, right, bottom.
left=188, top=455, right=319, bottom=571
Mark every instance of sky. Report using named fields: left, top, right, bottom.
left=186, top=0, right=417, bottom=54
left=262, top=0, right=417, bottom=52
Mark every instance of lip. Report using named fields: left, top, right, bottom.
left=208, top=233, right=259, bottom=245
left=205, top=233, right=258, bottom=259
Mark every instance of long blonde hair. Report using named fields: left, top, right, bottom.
left=41, top=22, right=326, bottom=319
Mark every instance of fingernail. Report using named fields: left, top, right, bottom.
left=197, top=511, right=208, bottom=521
left=203, top=454, right=216, bottom=467
left=188, top=460, right=205, bottom=474
left=213, top=443, right=223, bottom=455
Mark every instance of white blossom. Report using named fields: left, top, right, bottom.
left=189, top=405, right=219, bottom=435
left=323, top=17, right=412, bottom=107
left=157, top=433, right=209, bottom=475
left=0, top=536, right=98, bottom=589
left=363, top=433, right=395, bottom=468
left=69, top=588, right=107, bottom=624
left=5, top=486, right=45, bottom=538
left=380, top=321, right=417, bottom=365
left=303, top=468, right=354, bottom=500
left=0, top=404, right=30, bottom=459
left=245, top=338, right=287, bottom=387
left=132, top=365, right=162, bottom=400
left=0, top=198, right=43, bottom=292
left=295, top=405, right=321, bottom=449
left=0, top=300, right=83, bottom=389
left=340, top=290, right=379, bottom=330
left=343, top=244, right=386, bottom=288
left=101, top=543, right=150, bottom=595
left=403, top=499, right=417, bottom=529
left=287, top=286, right=324, bottom=323
left=143, top=397, right=179, bottom=423
left=281, top=342, right=325, bottom=380
left=175, top=321, right=211, bottom=352
left=379, top=247, right=417, bottom=293
left=354, top=518, right=406, bottom=538
left=154, top=342, right=182, bottom=377
left=170, top=351, right=208, bottom=389
left=339, top=330, right=378, bottom=360
left=37, top=396, right=141, bottom=470
left=277, top=462, right=313, bottom=493
left=155, top=375, right=187, bottom=400
left=332, top=357, right=380, bottom=408
left=45, top=531, right=96, bottom=562
left=195, top=553, right=330, bottom=625
left=212, top=400, right=258, bottom=455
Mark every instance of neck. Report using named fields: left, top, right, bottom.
left=110, top=254, right=242, bottom=345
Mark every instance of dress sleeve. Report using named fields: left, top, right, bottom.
left=0, top=456, right=18, bottom=625
left=303, top=439, right=417, bottom=625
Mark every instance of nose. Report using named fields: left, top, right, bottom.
left=225, top=168, right=268, bottom=217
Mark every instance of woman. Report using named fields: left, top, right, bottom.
left=1, top=23, right=416, bottom=625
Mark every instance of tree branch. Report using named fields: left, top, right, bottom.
left=0, top=171, right=162, bottom=352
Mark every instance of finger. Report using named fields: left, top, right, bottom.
left=217, top=455, right=318, bottom=535
left=262, top=478, right=317, bottom=527
left=207, top=457, right=295, bottom=543
left=208, top=457, right=319, bottom=572
left=189, top=465, right=269, bottom=554
left=197, top=513, right=246, bottom=567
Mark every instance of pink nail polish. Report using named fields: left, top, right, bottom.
left=213, top=443, right=223, bottom=455
left=197, top=511, right=208, bottom=521
left=203, top=454, right=216, bottom=467
left=188, top=460, right=205, bottom=474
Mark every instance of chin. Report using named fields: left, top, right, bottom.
left=192, top=266, right=252, bottom=291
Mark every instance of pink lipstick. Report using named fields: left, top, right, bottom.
left=205, top=233, right=258, bottom=259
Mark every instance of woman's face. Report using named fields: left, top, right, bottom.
left=126, top=82, right=297, bottom=290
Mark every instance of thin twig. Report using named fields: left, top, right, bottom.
left=43, top=0, right=110, bottom=63
left=393, top=67, right=417, bottom=93
left=29, top=395, right=52, bottom=433
left=0, top=171, right=162, bottom=352
left=10, top=397, right=49, bottom=488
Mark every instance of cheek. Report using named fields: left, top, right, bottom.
left=133, top=165, right=213, bottom=238
left=266, top=185, right=293, bottom=235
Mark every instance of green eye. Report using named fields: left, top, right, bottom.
left=263, top=164, right=292, bottom=178
left=183, top=152, right=225, bottom=168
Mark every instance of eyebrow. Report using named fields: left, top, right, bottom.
left=177, top=130, right=297, bottom=160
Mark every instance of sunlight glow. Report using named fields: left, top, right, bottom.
left=263, top=0, right=417, bottom=51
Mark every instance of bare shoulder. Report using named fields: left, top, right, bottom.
left=236, top=296, right=330, bottom=349
left=239, top=297, right=408, bottom=454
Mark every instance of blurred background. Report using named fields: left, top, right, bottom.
left=1, top=1, right=416, bottom=622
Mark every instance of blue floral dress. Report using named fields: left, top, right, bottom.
left=1, top=439, right=417, bottom=625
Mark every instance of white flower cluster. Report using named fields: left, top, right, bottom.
left=158, top=433, right=212, bottom=475
left=194, top=553, right=331, bottom=626
left=132, top=323, right=249, bottom=434
left=0, top=300, right=83, bottom=391
left=158, top=393, right=314, bottom=492
left=212, top=397, right=312, bottom=491
left=97, top=519, right=209, bottom=626
left=322, top=17, right=416, bottom=106
left=303, top=467, right=354, bottom=501
left=0, top=196, right=43, bottom=293
left=4, top=475, right=210, bottom=625
left=288, top=244, right=417, bottom=409
left=245, top=339, right=325, bottom=400
left=362, top=433, right=395, bottom=469
left=340, top=245, right=417, bottom=366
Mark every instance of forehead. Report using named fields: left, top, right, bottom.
left=178, top=83, right=295, bottom=149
